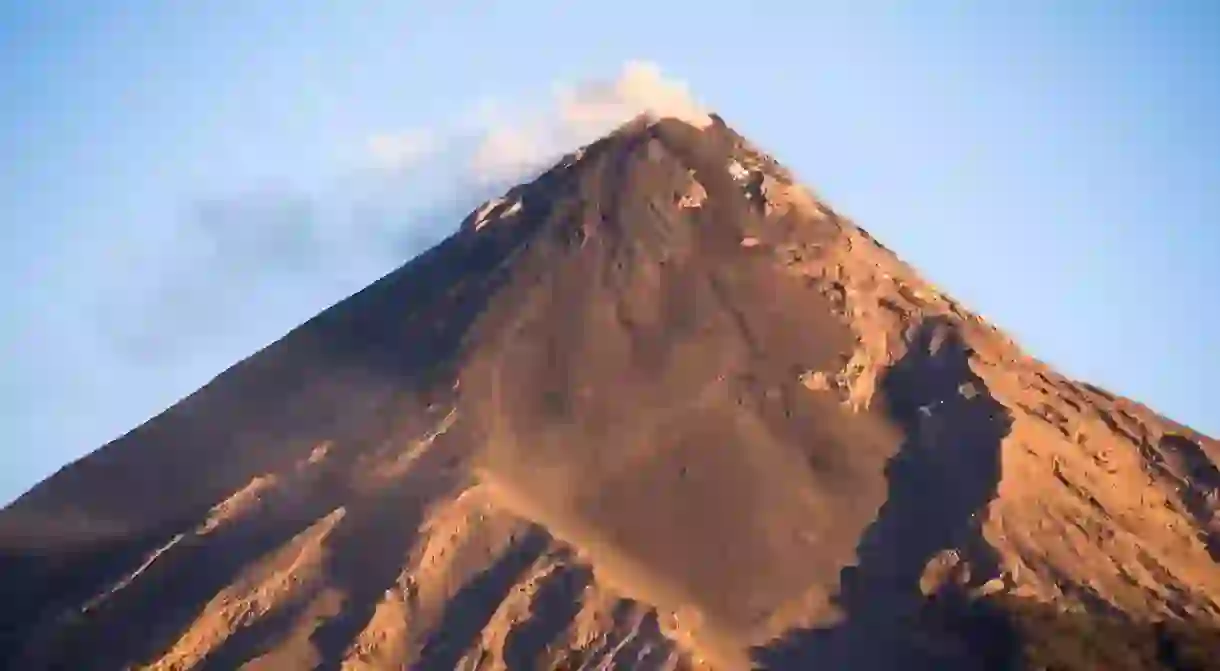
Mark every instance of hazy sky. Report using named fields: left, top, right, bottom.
left=2, top=2, right=1217, bottom=502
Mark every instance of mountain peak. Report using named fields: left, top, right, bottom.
left=460, top=112, right=808, bottom=243
left=3, top=110, right=1219, bottom=670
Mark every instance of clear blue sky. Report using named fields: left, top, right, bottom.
left=2, top=2, right=1217, bottom=502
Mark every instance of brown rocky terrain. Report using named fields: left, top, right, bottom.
left=1, top=114, right=1218, bottom=670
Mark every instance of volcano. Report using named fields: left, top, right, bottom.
left=2, top=114, right=1219, bottom=670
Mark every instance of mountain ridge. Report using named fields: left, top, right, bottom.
left=2, top=113, right=1218, bottom=670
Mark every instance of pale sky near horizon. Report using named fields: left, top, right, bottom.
left=2, top=3, right=1218, bottom=503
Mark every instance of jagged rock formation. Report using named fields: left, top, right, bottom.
left=2, top=114, right=1218, bottom=670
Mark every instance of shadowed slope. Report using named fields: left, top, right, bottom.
left=752, top=318, right=1020, bottom=669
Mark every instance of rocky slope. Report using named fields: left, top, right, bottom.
left=1, top=114, right=1218, bottom=670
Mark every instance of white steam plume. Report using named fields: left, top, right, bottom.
left=367, top=60, right=711, bottom=183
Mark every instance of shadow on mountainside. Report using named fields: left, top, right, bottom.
left=753, top=317, right=1021, bottom=670
left=751, top=318, right=1220, bottom=670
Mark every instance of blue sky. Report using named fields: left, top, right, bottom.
left=2, top=2, right=1217, bottom=502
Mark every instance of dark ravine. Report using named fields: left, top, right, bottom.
left=751, top=317, right=1019, bottom=670
left=2, top=113, right=1219, bottom=670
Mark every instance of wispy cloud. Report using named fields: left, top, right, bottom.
left=102, top=60, right=707, bottom=364
left=363, top=60, right=710, bottom=183
left=365, top=130, right=439, bottom=171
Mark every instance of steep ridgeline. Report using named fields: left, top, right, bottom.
left=2, top=115, right=1218, bottom=670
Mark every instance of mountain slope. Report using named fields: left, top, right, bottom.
left=2, top=114, right=1218, bottom=670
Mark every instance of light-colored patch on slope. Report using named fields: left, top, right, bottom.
left=199, top=440, right=335, bottom=536
left=676, top=171, right=707, bottom=210
left=463, top=195, right=526, bottom=233
left=79, top=532, right=190, bottom=616
left=366, top=406, right=459, bottom=486
left=198, top=476, right=280, bottom=535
